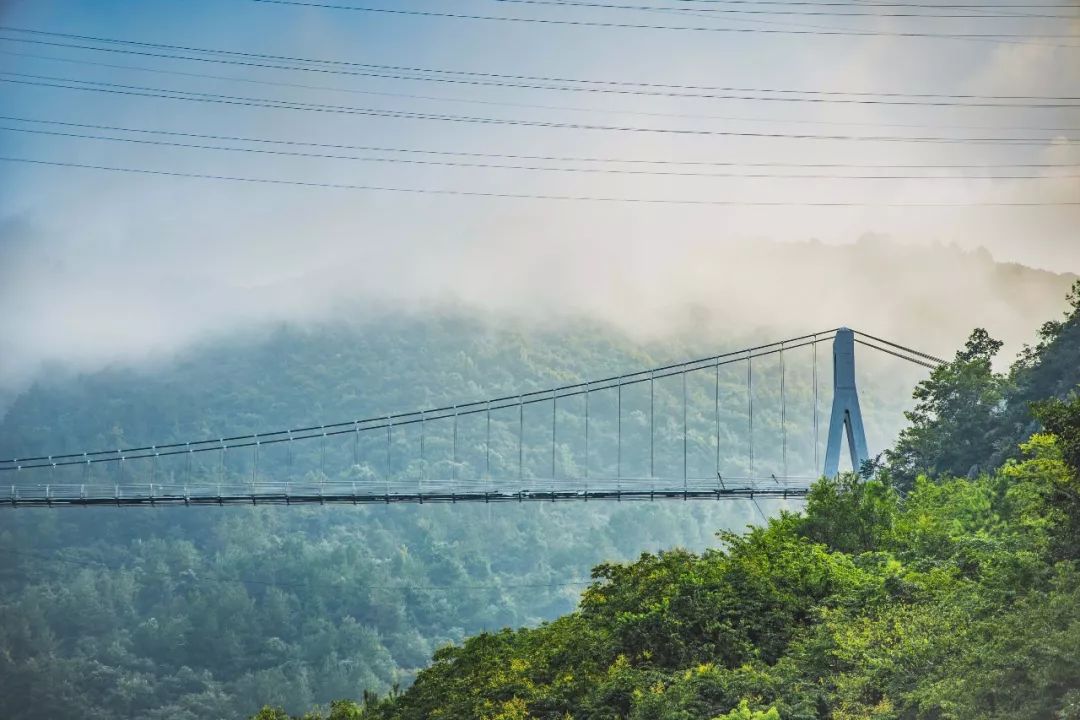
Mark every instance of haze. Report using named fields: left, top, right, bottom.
left=1, top=0, right=1078, bottom=401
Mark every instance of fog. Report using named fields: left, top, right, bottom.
left=0, top=0, right=1078, bottom=402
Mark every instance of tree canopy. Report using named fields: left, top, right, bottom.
left=254, top=283, right=1080, bottom=720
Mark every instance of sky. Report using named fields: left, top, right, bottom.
left=0, top=0, right=1078, bottom=398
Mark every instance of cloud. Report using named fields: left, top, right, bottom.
left=1, top=2, right=1078, bottom=401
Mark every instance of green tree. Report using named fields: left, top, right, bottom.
left=887, top=328, right=1007, bottom=488
left=1028, top=396, right=1080, bottom=557
left=795, top=474, right=898, bottom=554
left=713, top=700, right=781, bottom=720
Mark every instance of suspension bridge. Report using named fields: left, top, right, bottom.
left=0, top=328, right=942, bottom=508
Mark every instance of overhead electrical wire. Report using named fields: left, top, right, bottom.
left=3, top=73, right=1072, bottom=145
left=618, top=0, right=1068, bottom=46
left=7, top=49, right=1078, bottom=135
left=5, top=115, right=1072, bottom=171
left=488, top=0, right=1079, bottom=19
left=597, top=0, right=1069, bottom=42
left=2, top=28, right=1078, bottom=108
left=8, top=54, right=1074, bottom=111
left=246, top=0, right=1080, bottom=46
left=662, top=1, right=1076, bottom=7
left=5, top=124, right=1078, bottom=181
left=2, top=156, right=1078, bottom=209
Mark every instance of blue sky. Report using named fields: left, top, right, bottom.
left=0, top=0, right=1077, bottom=396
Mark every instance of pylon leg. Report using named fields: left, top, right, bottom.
left=823, top=328, right=870, bottom=477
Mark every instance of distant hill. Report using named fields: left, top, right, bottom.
left=0, top=240, right=1074, bottom=720
left=653, top=235, right=1077, bottom=362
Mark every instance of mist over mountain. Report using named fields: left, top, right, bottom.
left=3, top=272, right=1079, bottom=720
left=3, top=1, right=1078, bottom=716
left=1, top=233, right=1073, bottom=420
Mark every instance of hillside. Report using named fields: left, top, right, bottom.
left=0, top=257, right=1074, bottom=720
left=253, top=282, right=1080, bottom=720
left=0, top=316, right=867, bottom=720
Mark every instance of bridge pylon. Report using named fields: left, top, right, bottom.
left=823, top=327, right=870, bottom=477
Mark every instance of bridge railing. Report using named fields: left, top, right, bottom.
left=4, top=475, right=817, bottom=507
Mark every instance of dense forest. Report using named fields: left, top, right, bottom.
left=251, top=281, right=1080, bottom=719
left=0, top=313, right=919, bottom=720
left=0, top=258, right=1074, bottom=720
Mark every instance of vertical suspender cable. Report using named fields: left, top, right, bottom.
left=650, top=370, right=655, bottom=480
left=617, top=380, right=622, bottom=492
left=780, top=342, right=787, bottom=482
left=419, top=411, right=425, bottom=495
left=683, top=368, right=688, bottom=490
left=584, top=381, right=590, bottom=484
left=552, top=389, right=557, bottom=482
left=813, top=336, right=819, bottom=477
left=715, top=360, right=720, bottom=481
left=485, top=400, right=491, bottom=482
left=320, top=429, right=326, bottom=477
left=386, top=415, right=392, bottom=489
left=353, top=422, right=359, bottom=468
left=452, top=406, right=458, bottom=487
left=518, top=394, right=524, bottom=482
left=748, top=353, right=754, bottom=483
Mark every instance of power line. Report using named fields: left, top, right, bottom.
left=3, top=29, right=1079, bottom=107
left=247, top=0, right=1080, bottom=44
left=489, top=0, right=1078, bottom=18
left=592, top=0, right=1067, bottom=39
left=4, top=73, right=1071, bottom=145
left=4, top=156, right=1077, bottom=206
left=8, top=48, right=1078, bottom=134
left=664, top=1, right=1076, bottom=7
left=7, top=124, right=1078, bottom=181
left=645, top=2, right=1080, bottom=44
left=624, top=0, right=1065, bottom=43
left=6, top=115, right=1073, bottom=170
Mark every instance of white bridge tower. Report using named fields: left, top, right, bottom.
left=823, top=328, right=870, bottom=477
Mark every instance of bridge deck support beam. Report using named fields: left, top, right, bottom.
left=823, top=328, right=870, bottom=477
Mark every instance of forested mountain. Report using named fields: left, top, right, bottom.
left=0, top=314, right=909, bottom=720
left=252, top=282, right=1080, bottom=720
left=0, top=250, right=1075, bottom=720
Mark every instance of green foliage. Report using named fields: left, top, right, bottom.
left=259, top=285, right=1080, bottom=720
left=1, top=315, right=807, bottom=720
left=713, top=700, right=781, bottom=720
left=887, top=328, right=1007, bottom=487
left=887, top=280, right=1080, bottom=489
left=6, top=286, right=1080, bottom=719
left=1034, top=393, right=1080, bottom=480
left=796, top=474, right=898, bottom=554
left=329, top=436, right=1080, bottom=720
left=1009, top=281, right=1080, bottom=419
left=1028, top=396, right=1080, bottom=557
